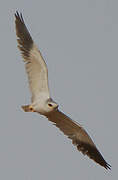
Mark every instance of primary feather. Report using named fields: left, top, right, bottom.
left=15, top=12, right=50, bottom=102
left=47, top=110, right=111, bottom=169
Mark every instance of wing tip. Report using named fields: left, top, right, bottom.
left=15, top=11, right=33, bottom=59
left=15, top=11, right=23, bottom=22
left=77, top=142, right=111, bottom=170
left=104, top=163, right=111, bottom=170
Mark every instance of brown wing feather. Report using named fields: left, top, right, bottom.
left=47, top=110, right=111, bottom=169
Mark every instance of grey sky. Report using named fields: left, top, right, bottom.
left=0, top=0, right=117, bottom=179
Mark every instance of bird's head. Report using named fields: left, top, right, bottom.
left=31, top=97, right=58, bottom=115
left=46, top=98, right=58, bottom=113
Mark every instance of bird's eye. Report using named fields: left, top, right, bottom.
left=48, top=103, right=53, bottom=107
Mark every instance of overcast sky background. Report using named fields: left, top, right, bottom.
left=0, top=0, right=117, bottom=179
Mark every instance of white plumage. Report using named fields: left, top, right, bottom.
left=15, top=11, right=111, bottom=169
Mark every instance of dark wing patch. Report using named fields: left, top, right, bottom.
left=47, top=110, right=111, bottom=170
left=76, top=141, right=111, bottom=169
left=15, top=11, right=33, bottom=58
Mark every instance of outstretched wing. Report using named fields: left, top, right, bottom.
left=15, top=12, right=50, bottom=102
left=47, top=110, right=111, bottom=169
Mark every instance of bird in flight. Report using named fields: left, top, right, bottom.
left=15, top=11, right=111, bottom=170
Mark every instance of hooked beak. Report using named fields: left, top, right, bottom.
left=55, top=104, right=59, bottom=110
